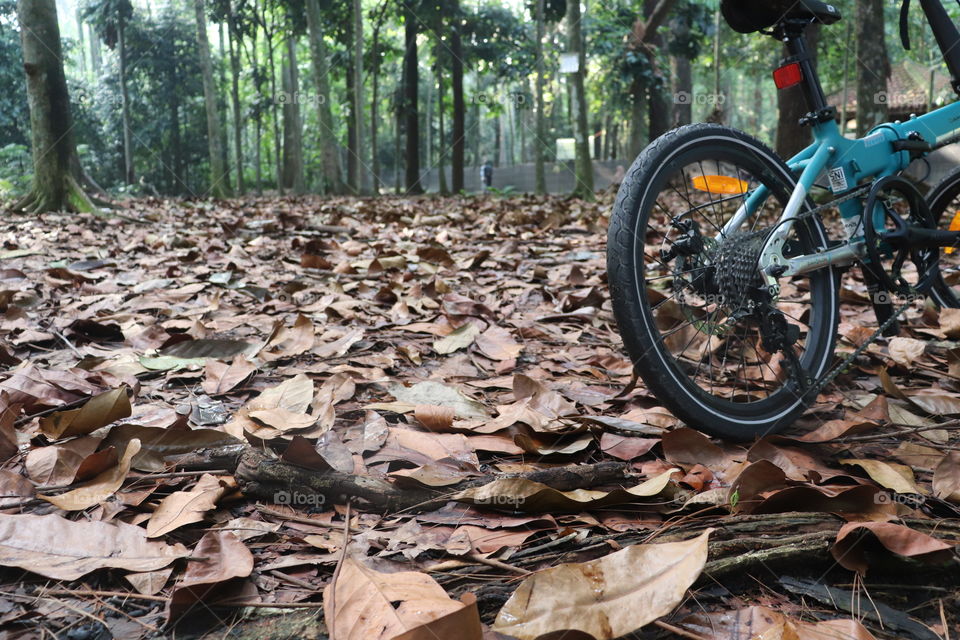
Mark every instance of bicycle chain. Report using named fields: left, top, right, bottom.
left=736, top=182, right=908, bottom=397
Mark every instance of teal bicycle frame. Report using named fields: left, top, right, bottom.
left=720, top=0, right=960, bottom=294
left=723, top=102, right=960, bottom=288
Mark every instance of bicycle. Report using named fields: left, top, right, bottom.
left=607, top=0, right=960, bottom=439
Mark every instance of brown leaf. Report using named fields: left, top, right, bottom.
left=25, top=435, right=102, bottom=484
left=839, top=458, right=920, bottom=494
left=933, top=452, right=960, bottom=502
left=749, top=485, right=896, bottom=521
left=38, top=387, right=131, bottom=439
left=598, top=433, right=659, bottom=460
left=40, top=439, right=141, bottom=511
left=323, top=556, right=482, bottom=640
left=454, top=468, right=677, bottom=512
left=262, top=314, right=315, bottom=360
left=202, top=355, right=256, bottom=396
left=147, top=474, right=231, bottom=537
left=432, top=322, right=480, bottom=355
left=832, top=522, right=956, bottom=574
left=249, top=374, right=314, bottom=413
left=0, top=470, right=34, bottom=507
left=474, top=326, right=522, bottom=361
left=0, top=513, right=188, bottom=580
left=415, top=404, right=456, bottom=432
left=939, top=307, right=960, bottom=338
left=102, top=424, right=241, bottom=472
left=887, top=337, right=927, bottom=367
left=125, top=568, right=174, bottom=596
left=169, top=530, right=254, bottom=620
left=493, top=529, right=711, bottom=639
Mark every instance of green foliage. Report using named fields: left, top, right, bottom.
left=0, top=1, right=28, bottom=147
left=0, top=144, right=30, bottom=198
left=80, top=0, right=133, bottom=49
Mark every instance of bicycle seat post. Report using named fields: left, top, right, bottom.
left=774, top=21, right=836, bottom=128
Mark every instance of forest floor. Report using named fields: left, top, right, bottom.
left=0, top=192, right=958, bottom=640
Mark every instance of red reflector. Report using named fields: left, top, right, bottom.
left=773, top=62, right=803, bottom=89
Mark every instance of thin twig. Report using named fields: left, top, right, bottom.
left=654, top=619, right=709, bottom=640
left=464, top=553, right=531, bottom=576
left=39, top=588, right=168, bottom=603
left=327, top=500, right=352, bottom=640
left=256, top=504, right=360, bottom=532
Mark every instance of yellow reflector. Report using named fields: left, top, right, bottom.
left=947, top=209, right=960, bottom=254
left=691, top=175, right=749, bottom=195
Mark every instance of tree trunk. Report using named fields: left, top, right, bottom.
left=629, top=82, right=646, bottom=157
left=227, top=2, right=244, bottom=194
left=403, top=1, right=422, bottom=194
left=351, top=0, right=364, bottom=194
left=370, top=3, right=389, bottom=193
left=118, top=21, right=133, bottom=185
left=776, top=25, right=820, bottom=159
left=14, top=0, right=94, bottom=213
left=217, top=21, right=231, bottom=191
left=305, top=0, right=345, bottom=195
left=450, top=0, right=465, bottom=192
left=75, top=9, right=87, bottom=78
left=855, top=0, right=889, bottom=137
left=89, top=25, right=101, bottom=75
left=346, top=61, right=357, bottom=191
left=533, top=0, right=547, bottom=194
left=437, top=61, right=448, bottom=195
left=282, top=37, right=305, bottom=194
left=194, top=0, right=230, bottom=198
left=672, top=54, right=692, bottom=126
left=263, top=11, right=282, bottom=195
left=566, top=0, right=593, bottom=199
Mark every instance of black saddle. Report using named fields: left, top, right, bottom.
left=721, top=0, right=841, bottom=33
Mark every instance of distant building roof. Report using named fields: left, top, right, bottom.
left=828, top=59, right=954, bottom=119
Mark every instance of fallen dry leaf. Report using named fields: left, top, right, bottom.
left=38, top=387, right=131, bottom=439
left=147, top=473, right=232, bottom=537
left=493, top=528, right=712, bottom=639
left=832, top=521, right=956, bottom=573
left=40, top=438, right=141, bottom=511
left=0, top=513, right=188, bottom=579
left=323, top=556, right=483, bottom=640
left=933, top=452, right=960, bottom=502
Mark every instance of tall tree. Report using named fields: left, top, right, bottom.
left=533, top=0, right=546, bottom=194
left=350, top=0, right=364, bottom=194
left=402, top=0, right=422, bottom=194
left=305, top=0, right=345, bottom=194
left=226, top=0, right=244, bottom=194
left=855, top=0, right=889, bottom=136
left=566, top=0, right=593, bottom=199
left=194, top=0, right=230, bottom=198
left=450, top=0, right=465, bottom=193
left=15, top=0, right=95, bottom=212
left=369, top=0, right=391, bottom=193
left=82, top=0, right=135, bottom=185
left=281, top=36, right=305, bottom=193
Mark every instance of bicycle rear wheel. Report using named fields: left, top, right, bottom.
left=923, top=167, right=960, bottom=309
left=607, top=124, right=839, bottom=440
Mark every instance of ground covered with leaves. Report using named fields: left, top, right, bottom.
left=0, top=193, right=958, bottom=640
